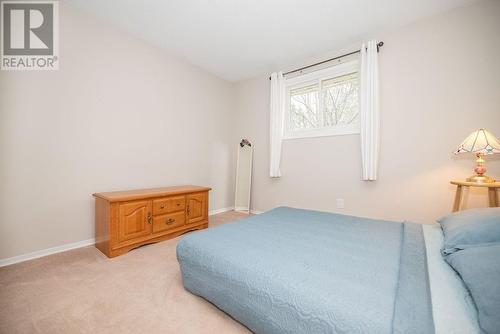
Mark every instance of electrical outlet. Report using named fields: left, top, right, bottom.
left=336, top=198, right=345, bottom=209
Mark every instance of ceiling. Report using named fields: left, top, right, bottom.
left=66, top=0, right=475, bottom=82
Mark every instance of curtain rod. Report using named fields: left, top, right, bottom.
left=268, top=41, right=384, bottom=80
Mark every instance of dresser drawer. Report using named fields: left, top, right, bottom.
left=152, top=211, right=185, bottom=233
left=153, top=196, right=185, bottom=215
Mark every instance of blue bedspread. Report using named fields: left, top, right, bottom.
left=177, top=207, right=434, bottom=334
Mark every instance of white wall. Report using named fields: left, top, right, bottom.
left=0, top=4, right=236, bottom=259
left=235, top=0, right=500, bottom=224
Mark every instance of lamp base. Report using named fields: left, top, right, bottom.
left=466, top=175, right=496, bottom=183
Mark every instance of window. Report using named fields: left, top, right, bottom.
left=284, top=60, right=359, bottom=139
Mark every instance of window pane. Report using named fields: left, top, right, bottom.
left=290, top=84, right=319, bottom=130
left=322, top=73, right=359, bottom=127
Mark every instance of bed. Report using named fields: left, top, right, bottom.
left=176, top=207, right=479, bottom=334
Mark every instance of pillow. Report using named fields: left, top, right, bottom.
left=445, top=244, right=500, bottom=334
left=438, top=208, right=500, bottom=255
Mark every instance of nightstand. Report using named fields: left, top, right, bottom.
left=450, top=180, right=500, bottom=212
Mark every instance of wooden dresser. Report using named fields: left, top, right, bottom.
left=93, top=185, right=211, bottom=257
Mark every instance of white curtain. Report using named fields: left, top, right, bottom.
left=360, top=40, right=380, bottom=181
left=269, top=71, right=285, bottom=178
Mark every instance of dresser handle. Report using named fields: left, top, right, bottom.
left=160, top=205, right=165, bottom=209
left=147, top=212, right=152, bottom=224
left=166, top=218, right=175, bottom=225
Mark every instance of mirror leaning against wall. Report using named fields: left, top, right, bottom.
left=234, top=139, right=253, bottom=213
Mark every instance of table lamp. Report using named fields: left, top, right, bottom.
left=454, top=128, right=500, bottom=183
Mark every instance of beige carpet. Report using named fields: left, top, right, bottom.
left=0, top=211, right=252, bottom=334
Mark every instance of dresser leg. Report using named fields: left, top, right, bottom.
left=453, top=185, right=463, bottom=212
left=488, top=188, right=498, bottom=207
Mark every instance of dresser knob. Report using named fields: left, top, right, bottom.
left=160, top=205, right=165, bottom=209
left=166, top=218, right=175, bottom=225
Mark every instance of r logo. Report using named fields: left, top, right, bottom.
left=1, top=1, right=58, bottom=70
left=2, top=3, right=53, bottom=55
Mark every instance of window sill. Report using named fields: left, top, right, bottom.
left=283, top=127, right=360, bottom=140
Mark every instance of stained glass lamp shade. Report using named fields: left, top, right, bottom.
left=454, top=129, right=500, bottom=183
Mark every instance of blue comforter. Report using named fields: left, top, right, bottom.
left=177, top=207, right=434, bottom=334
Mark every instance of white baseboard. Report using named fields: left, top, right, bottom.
left=0, top=206, right=256, bottom=267
left=234, top=208, right=264, bottom=214
left=209, top=206, right=234, bottom=215
left=0, top=238, right=95, bottom=268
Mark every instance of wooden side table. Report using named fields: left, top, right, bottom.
left=451, top=180, right=500, bottom=212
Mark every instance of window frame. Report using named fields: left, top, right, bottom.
left=283, top=60, right=360, bottom=140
